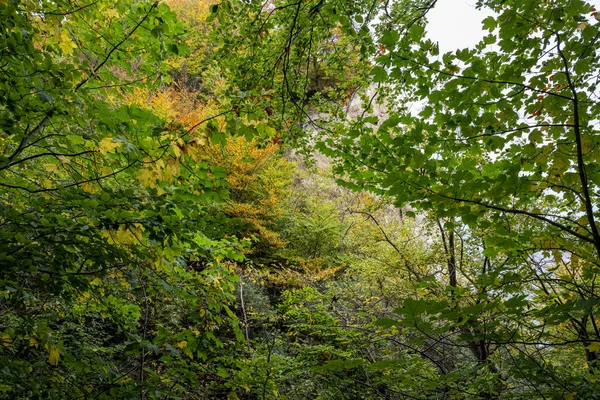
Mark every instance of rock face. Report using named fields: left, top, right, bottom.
left=291, top=84, right=389, bottom=170
left=285, top=84, right=419, bottom=225
left=344, top=85, right=389, bottom=123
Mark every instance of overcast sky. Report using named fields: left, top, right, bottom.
left=426, top=0, right=600, bottom=54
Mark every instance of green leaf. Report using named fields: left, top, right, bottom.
left=481, top=16, right=497, bottom=31
left=374, top=318, right=400, bottom=328
left=381, top=30, right=400, bottom=47
left=371, top=66, right=387, bottom=82
left=217, top=368, right=229, bottom=378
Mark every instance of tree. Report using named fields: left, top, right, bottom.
left=5, top=0, right=600, bottom=397
left=315, top=0, right=600, bottom=396
left=0, top=1, right=247, bottom=398
left=216, top=0, right=600, bottom=397
left=209, top=0, right=373, bottom=145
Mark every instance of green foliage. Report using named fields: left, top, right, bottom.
left=315, top=0, right=600, bottom=397
left=209, top=0, right=372, bottom=146
left=279, top=172, right=346, bottom=261
left=217, top=0, right=600, bottom=397
left=5, top=0, right=600, bottom=398
left=0, top=1, right=248, bottom=398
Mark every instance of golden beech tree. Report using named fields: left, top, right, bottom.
left=124, top=76, right=290, bottom=254
left=207, top=136, right=290, bottom=251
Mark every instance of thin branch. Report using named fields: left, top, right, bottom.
left=392, top=53, right=574, bottom=101
left=556, top=33, right=600, bottom=257
left=421, top=186, right=594, bottom=245
left=74, top=2, right=158, bottom=91
left=0, top=116, right=50, bottom=171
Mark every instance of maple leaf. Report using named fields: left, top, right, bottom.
left=98, top=137, right=122, bottom=154
left=58, top=31, right=76, bottom=55
left=46, top=344, right=60, bottom=366
left=45, top=163, right=60, bottom=174
left=136, top=167, right=158, bottom=187
left=587, top=342, right=600, bottom=352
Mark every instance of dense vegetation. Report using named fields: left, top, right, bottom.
left=1, top=0, right=600, bottom=398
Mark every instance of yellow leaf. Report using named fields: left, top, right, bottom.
left=175, top=340, right=188, bottom=349
left=173, top=144, right=182, bottom=158
left=577, top=22, right=589, bottom=31
left=564, top=392, right=577, bottom=400
left=48, top=345, right=60, bottom=366
left=98, top=137, right=121, bottom=154
left=45, top=163, right=60, bottom=174
left=29, top=337, right=39, bottom=348
left=587, top=342, right=600, bottom=352
left=90, top=277, right=102, bottom=286
left=57, top=155, right=70, bottom=164
left=58, top=30, right=76, bottom=55
left=80, top=182, right=96, bottom=193
left=103, top=225, right=144, bottom=245
left=163, top=159, right=180, bottom=182
left=136, top=167, right=158, bottom=188
left=104, top=7, right=120, bottom=19
left=1, top=333, right=13, bottom=347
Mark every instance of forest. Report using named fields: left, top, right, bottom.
left=1, top=0, right=600, bottom=398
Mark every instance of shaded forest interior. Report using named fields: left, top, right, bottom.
left=1, top=0, right=600, bottom=398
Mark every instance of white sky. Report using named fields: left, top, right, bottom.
left=426, top=0, right=600, bottom=54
